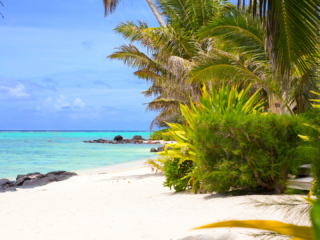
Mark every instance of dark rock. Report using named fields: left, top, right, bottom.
left=22, top=179, right=49, bottom=188
left=61, top=172, right=78, bottom=176
left=4, top=183, right=15, bottom=188
left=1, top=170, right=78, bottom=192
left=16, top=174, right=26, bottom=180
left=132, top=135, right=143, bottom=141
left=4, top=187, right=16, bottom=192
left=157, top=146, right=165, bottom=152
left=46, top=171, right=66, bottom=176
left=26, top=172, right=41, bottom=176
left=0, top=178, right=11, bottom=186
left=150, top=148, right=158, bottom=152
left=55, top=175, right=71, bottom=181
left=35, top=174, right=46, bottom=179
left=45, top=174, right=58, bottom=182
left=93, top=139, right=108, bottom=143
left=14, top=176, right=31, bottom=186
left=114, top=135, right=123, bottom=141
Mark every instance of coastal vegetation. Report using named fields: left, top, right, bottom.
left=105, top=0, right=320, bottom=196
left=149, top=129, right=173, bottom=141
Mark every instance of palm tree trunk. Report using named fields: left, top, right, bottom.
left=145, top=0, right=166, bottom=27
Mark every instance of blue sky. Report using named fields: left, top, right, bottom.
left=0, top=0, right=237, bottom=130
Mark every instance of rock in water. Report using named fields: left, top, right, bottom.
left=150, top=148, right=158, bottom=152
left=157, top=146, right=165, bottom=152
left=114, top=135, right=123, bottom=141
left=132, top=135, right=143, bottom=141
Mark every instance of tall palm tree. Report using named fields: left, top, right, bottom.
left=103, top=0, right=166, bottom=27
left=190, top=8, right=320, bottom=114
left=108, top=0, right=229, bottom=128
left=108, top=0, right=320, bottom=128
left=237, top=0, right=320, bottom=112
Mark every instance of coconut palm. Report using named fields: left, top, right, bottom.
left=108, top=0, right=320, bottom=127
left=237, top=0, right=320, bottom=110
left=108, top=0, right=229, bottom=128
left=190, top=8, right=320, bottom=114
left=103, top=0, right=166, bottom=27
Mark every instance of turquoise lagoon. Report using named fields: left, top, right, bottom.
left=0, top=131, right=159, bottom=179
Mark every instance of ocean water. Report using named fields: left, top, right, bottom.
left=0, top=131, right=159, bottom=179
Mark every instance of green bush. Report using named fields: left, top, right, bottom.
left=163, top=158, right=193, bottom=192
left=299, top=105, right=320, bottom=196
left=193, top=112, right=311, bottom=193
left=149, top=128, right=174, bottom=141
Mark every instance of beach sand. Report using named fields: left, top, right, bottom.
left=0, top=163, right=310, bottom=240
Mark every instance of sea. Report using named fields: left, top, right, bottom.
left=0, top=131, right=159, bottom=179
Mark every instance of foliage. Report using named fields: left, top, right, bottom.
left=284, top=188, right=307, bottom=195
left=163, top=158, right=193, bottom=192
left=108, top=0, right=231, bottom=128
left=149, top=128, right=174, bottom=141
left=108, top=0, right=320, bottom=125
left=192, top=198, right=320, bottom=240
left=238, top=0, right=320, bottom=86
left=144, top=158, right=165, bottom=173
left=161, top=83, right=266, bottom=192
left=299, top=87, right=320, bottom=197
left=196, top=112, right=310, bottom=193
left=193, top=8, right=320, bottom=114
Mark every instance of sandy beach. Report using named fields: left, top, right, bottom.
left=0, top=163, right=310, bottom=240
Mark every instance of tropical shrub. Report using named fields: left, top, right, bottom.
left=299, top=87, right=320, bottom=196
left=163, top=158, right=194, bottom=192
left=194, top=112, right=310, bottom=193
left=149, top=128, right=174, bottom=141
left=161, top=83, right=266, bottom=192
left=144, top=158, right=165, bottom=173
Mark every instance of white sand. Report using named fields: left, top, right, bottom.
left=0, top=164, right=310, bottom=240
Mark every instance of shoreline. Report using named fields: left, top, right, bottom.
left=73, top=158, right=150, bottom=175
left=3, top=138, right=174, bottom=180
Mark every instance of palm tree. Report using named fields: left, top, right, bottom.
left=190, top=7, right=320, bottom=114
left=108, top=0, right=320, bottom=128
left=103, top=0, right=166, bottom=27
left=237, top=0, right=320, bottom=112
left=108, top=0, right=229, bottom=128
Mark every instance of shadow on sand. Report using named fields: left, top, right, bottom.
left=100, top=172, right=164, bottom=181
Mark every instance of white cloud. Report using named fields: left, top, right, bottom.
left=74, top=97, right=86, bottom=108
left=37, top=96, right=86, bottom=112
left=54, top=95, right=70, bottom=110
left=0, top=83, right=31, bottom=99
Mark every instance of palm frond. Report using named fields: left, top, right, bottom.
left=107, top=44, right=161, bottom=72
left=197, top=9, right=264, bottom=56
left=103, top=0, right=122, bottom=16
left=242, top=0, right=320, bottom=79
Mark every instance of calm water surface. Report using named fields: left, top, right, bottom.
left=0, top=131, right=158, bottom=179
